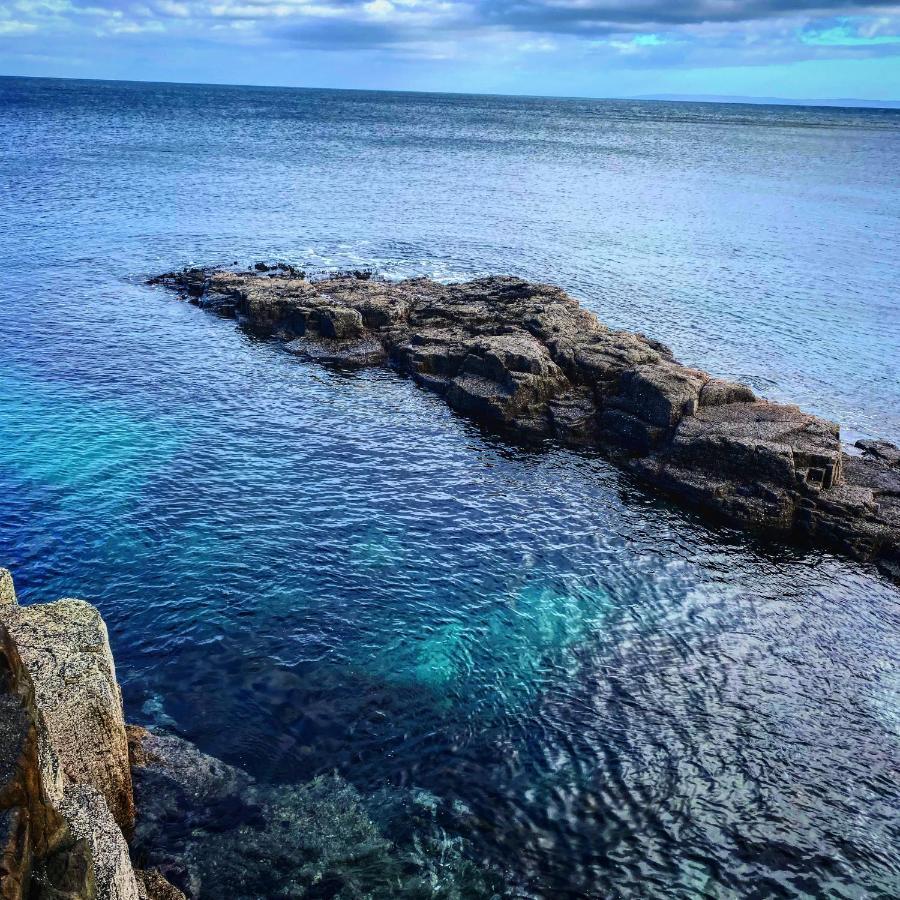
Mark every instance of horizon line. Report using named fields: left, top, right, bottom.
left=2, top=72, right=898, bottom=110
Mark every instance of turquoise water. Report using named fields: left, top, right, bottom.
left=2, top=76, right=900, bottom=897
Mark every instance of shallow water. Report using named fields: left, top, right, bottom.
left=1, top=76, right=899, bottom=898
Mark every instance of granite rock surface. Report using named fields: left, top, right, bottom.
left=0, top=570, right=184, bottom=900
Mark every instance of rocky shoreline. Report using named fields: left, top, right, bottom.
left=1, top=568, right=506, bottom=899
left=151, top=265, right=900, bottom=578
left=0, top=568, right=185, bottom=900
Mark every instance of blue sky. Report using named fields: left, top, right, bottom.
left=1, top=0, right=899, bottom=99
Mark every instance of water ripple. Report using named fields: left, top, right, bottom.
left=1, top=77, right=899, bottom=898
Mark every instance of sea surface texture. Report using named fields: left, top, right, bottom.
left=1, top=76, right=899, bottom=898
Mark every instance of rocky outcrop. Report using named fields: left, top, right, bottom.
left=0, top=572, right=15, bottom=608
left=2, top=600, right=134, bottom=833
left=151, top=266, right=900, bottom=577
left=0, top=570, right=185, bottom=900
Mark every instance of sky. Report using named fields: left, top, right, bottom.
left=1, top=0, right=899, bottom=100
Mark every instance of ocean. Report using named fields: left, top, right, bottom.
left=1, top=75, right=899, bottom=897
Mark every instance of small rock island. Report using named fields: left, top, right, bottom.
left=152, top=265, right=899, bottom=576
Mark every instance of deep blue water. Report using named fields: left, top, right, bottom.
left=2, top=76, right=900, bottom=898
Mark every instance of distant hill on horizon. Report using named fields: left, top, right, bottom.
left=1, top=73, right=898, bottom=109
left=638, top=93, right=900, bottom=110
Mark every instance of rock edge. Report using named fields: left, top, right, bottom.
left=0, top=569, right=186, bottom=900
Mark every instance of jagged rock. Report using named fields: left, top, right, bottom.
left=668, top=401, right=841, bottom=491
left=0, top=571, right=15, bottom=608
left=699, top=378, right=756, bottom=408
left=285, top=335, right=387, bottom=367
left=1, top=600, right=134, bottom=832
left=548, top=388, right=600, bottom=446
left=804, top=444, right=900, bottom=576
left=610, top=362, right=707, bottom=429
left=150, top=268, right=900, bottom=576
left=599, top=408, right=666, bottom=454
left=52, top=785, right=137, bottom=900
left=0, top=574, right=143, bottom=900
left=856, top=439, right=900, bottom=467
left=316, top=306, right=364, bottom=339
left=2, top=612, right=73, bottom=896
left=135, top=870, right=187, bottom=900
left=0, top=680, right=32, bottom=900
left=4, top=639, right=140, bottom=900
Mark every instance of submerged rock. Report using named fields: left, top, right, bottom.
left=150, top=266, right=900, bottom=577
left=128, top=728, right=505, bottom=899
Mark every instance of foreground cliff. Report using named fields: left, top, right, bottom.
left=0, top=570, right=184, bottom=900
left=151, top=266, right=900, bottom=577
left=1, top=569, right=506, bottom=898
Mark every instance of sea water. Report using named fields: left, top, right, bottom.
left=1, top=76, right=899, bottom=897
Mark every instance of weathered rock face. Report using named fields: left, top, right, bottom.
left=0, top=669, right=33, bottom=900
left=2, top=600, right=134, bottom=833
left=0, top=572, right=15, bottom=608
left=0, top=570, right=185, bottom=900
left=134, top=869, right=187, bottom=900
left=150, top=267, right=900, bottom=577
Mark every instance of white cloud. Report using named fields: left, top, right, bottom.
left=0, top=19, right=39, bottom=32
left=2, top=0, right=899, bottom=78
left=364, top=0, right=394, bottom=17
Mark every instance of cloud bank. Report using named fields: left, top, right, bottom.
left=1, top=0, right=899, bottom=96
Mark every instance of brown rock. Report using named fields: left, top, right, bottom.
left=0, top=572, right=15, bottom=608
left=1, top=601, right=134, bottom=832
left=669, top=401, right=842, bottom=489
left=1, top=579, right=143, bottom=900
left=699, top=378, right=756, bottom=407
left=855, top=439, right=900, bottom=467
left=611, top=363, right=707, bottom=429
left=0, top=576, right=198, bottom=900
left=0, top=807, right=29, bottom=900
left=135, top=870, right=187, bottom=900
left=0, top=673, right=33, bottom=900
left=56, top=784, right=138, bottom=900
left=548, top=388, right=600, bottom=446
left=316, top=306, right=363, bottom=340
